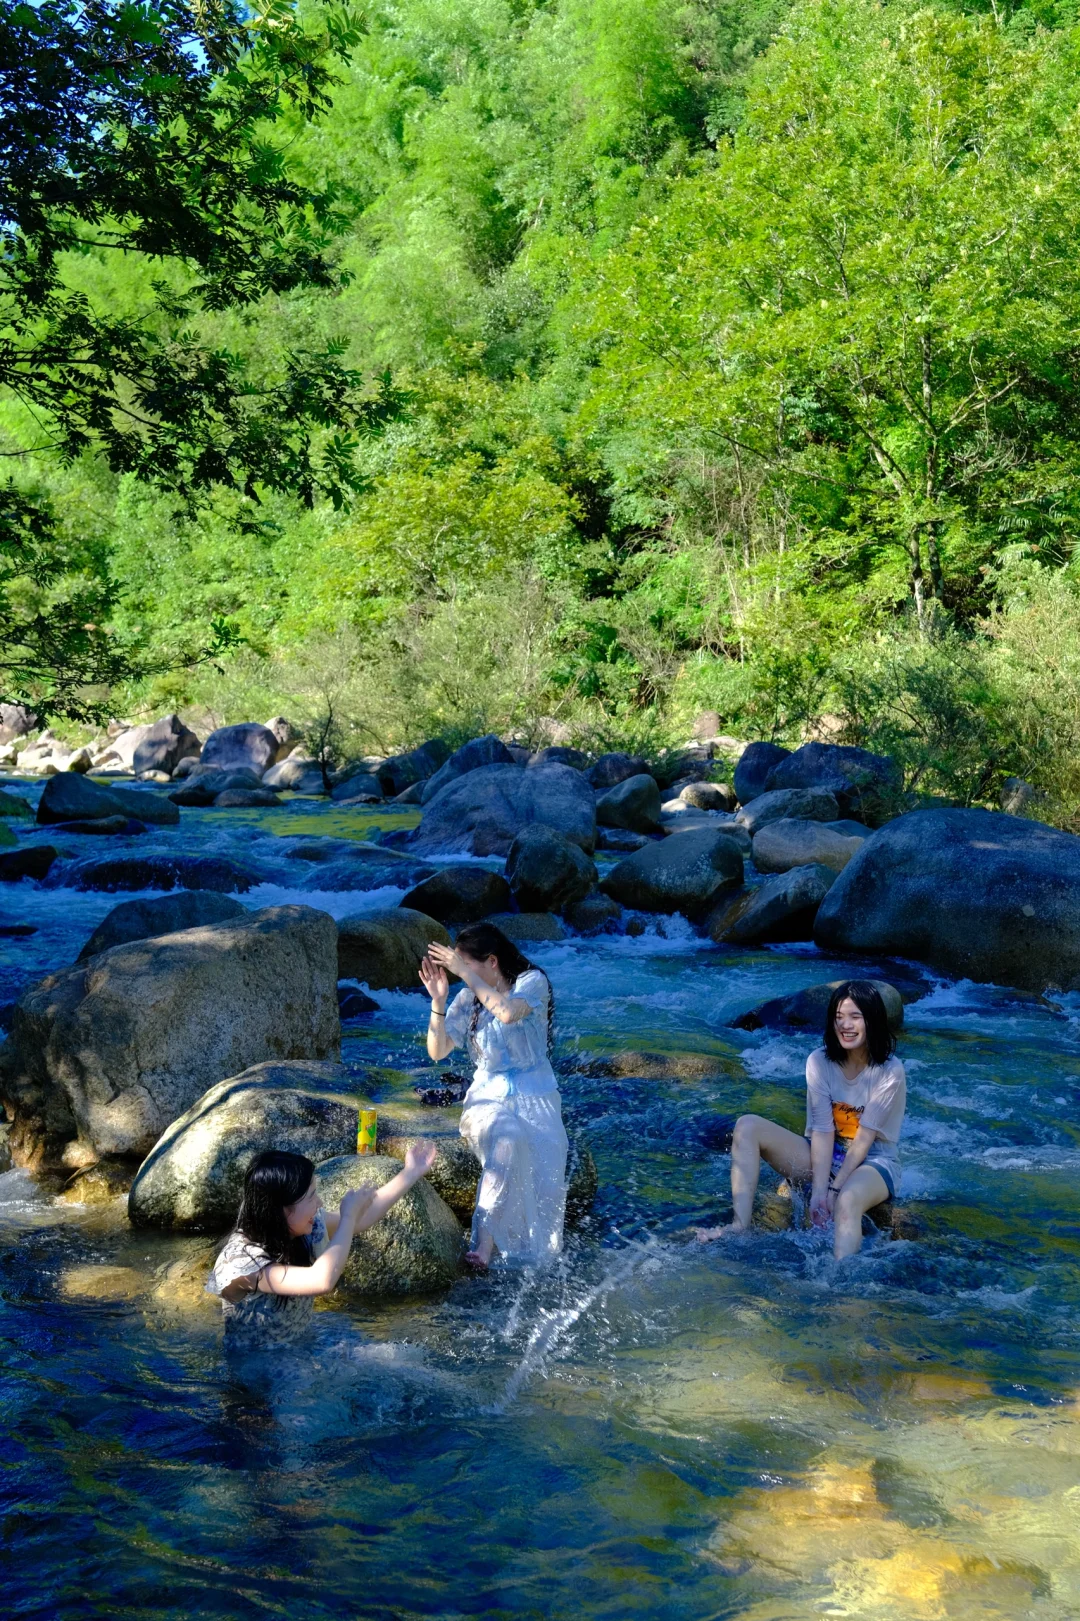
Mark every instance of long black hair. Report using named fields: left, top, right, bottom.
left=236, top=1150, right=316, bottom=1267
left=454, top=921, right=555, bottom=1059
left=823, top=980, right=896, bottom=1067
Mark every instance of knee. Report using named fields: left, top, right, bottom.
left=731, top=1114, right=763, bottom=1150
left=834, top=1187, right=860, bottom=1224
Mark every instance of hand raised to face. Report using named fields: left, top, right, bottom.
left=419, top=952, right=450, bottom=1001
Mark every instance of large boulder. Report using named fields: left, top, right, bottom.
left=814, top=807, right=1080, bottom=993
left=0, top=703, right=36, bottom=744
left=586, top=752, right=650, bottom=791
left=505, top=826, right=597, bottom=912
left=733, top=742, right=791, bottom=805
left=679, top=781, right=737, bottom=812
left=483, top=911, right=566, bottom=943
left=528, top=746, right=587, bottom=770
left=330, top=772, right=383, bottom=803
left=562, top=891, right=624, bottom=935
left=262, top=716, right=296, bottom=761
left=338, top=907, right=451, bottom=990
left=752, top=819, right=868, bottom=876
left=0, top=845, right=57, bottom=882
left=77, top=891, right=247, bottom=961
left=730, top=978, right=911, bottom=1034
left=169, top=766, right=265, bottom=806
left=411, top=764, right=597, bottom=858
left=764, top=741, right=900, bottom=816
left=316, top=1153, right=463, bottom=1296
left=128, top=1060, right=359, bottom=1231
left=0, top=905, right=341, bottom=1168
left=44, top=851, right=260, bottom=894
left=376, top=738, right=452, bottom=798
left=401, top=866, right=512, bottom=927
left=38, top=772, right=180, bottom=827
left=421, top=734, right=514, bottom=804
left=708, top=863, right=836, bottom=944
left=600, top=826, right=743, bottom=916
left=262, top=756, right=327, bottom=793
left=200, top=722, right=280, bottom=776
left=596, top=773, right=662, bottom=834
left=735, top=787, right=840, bottom=837
left=132, top=715, right=201, bottom=776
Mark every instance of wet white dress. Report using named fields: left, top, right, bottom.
left=444, top=969, right=568, bottom=1265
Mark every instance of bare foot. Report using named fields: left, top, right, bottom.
left=464, top=1251, right=489, bottom=1272
left=694, top=1222, right=748, bottom=1243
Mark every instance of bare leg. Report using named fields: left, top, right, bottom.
left=832, top=1165, right=890, bottom=1259
left=697, top=1114, right=812, bottom=1241
left=466, top=1227, right=496, bottom=1269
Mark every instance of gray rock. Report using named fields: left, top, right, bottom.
left=200, top=722, right=280, bottom=775
left=338, top=984, right=379, bottom=1018
left=262, top=717, right=296, bottom=761
left=730, top=979, right=912, bottom=1034
left=562, top=891, right=624, bottom=935
left=41, top=816, right=146, bottom=836
left=330, top=772, right=383, bottom=803
left=376, top=739, right=452, bottom=798
left=752, top=818, right=868, bottom=876
left=596, top=772, right=662, bottom=834
left=586, top=752, right=650, bottom=790
left=506, top=826, right=597, bottom=912
left=128, top=1060, right=359, bottom=1231
left=337, top=907, right=451, bottom=990
left=77, top=892, right=247, bottom=961
left=45, top=852, right=259, bottom=894
left=733, top=742, right=791, bottom=805
left=528, top=746, right=587, bottom=770
left=421, top=734, right=514, bottom=804
left=170, top=755, right=199, bottom=780
left=301, top=847, right=437, bottom=894
left=814, top=807, right=1080, bottom=993
left=735, top=787, right=841, bottom=837
left=131, top=715, right=201, bottom=777
left=0, top=703, right=36, bottom=744
left=169, top=766, right=265, bottom=806
left=214, top=787, right=281, bottom=808
left=596, top=827, right=652, bottom=853
left=0, top=845, right=57, bottom=882
left=401, top=867, right=512, bottom=927
left=0, top=905, right=341, bottom=1168
left=680, top=781, right=737, bottom=812
left=316, top=1153, right=463, bottom=1296
left=38, top=772, right=180, bottom=827
left=263, top=756, right=327, bottom=793
left=708, top=863, right=836, bottom=944
left=600, top=826, right=744, bottom=916
left=482, top=911, right=566, bottom=943
left=411, top=764, right=597, bottom=858
left=764, top=741, right=900, bottom=817
left=392, top=779, right=428, bottom=805
left=1000, top=776, right=1039, bottom=817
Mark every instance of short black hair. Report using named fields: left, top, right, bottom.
left=823, top=980, right=896, bottom=1066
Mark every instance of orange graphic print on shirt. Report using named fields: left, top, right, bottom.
left=832, top=1101, right=864, bottom=1142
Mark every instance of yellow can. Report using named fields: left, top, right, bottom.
left=357, top=1108, right=377, bottom=1156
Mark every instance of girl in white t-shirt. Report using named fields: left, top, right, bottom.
left=697, top=980, right=906, bottom=1258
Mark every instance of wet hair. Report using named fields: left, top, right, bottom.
left=823, top=980, right=896, bottom=1067
left=454, top=921, right=555, bottom=1060
left=236, top=1150, right=316, bottom=1267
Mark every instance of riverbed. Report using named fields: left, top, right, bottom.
left=3, top=789, right=1080, bottom=1619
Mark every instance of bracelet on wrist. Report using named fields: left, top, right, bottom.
left=430, top=1009, right=445, bottom=1019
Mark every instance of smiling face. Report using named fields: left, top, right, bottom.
left=284, top=1177, right=320, bottom=1237
left=834, top=997, right=868, bottom=1055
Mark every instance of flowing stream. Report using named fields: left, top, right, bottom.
left=3, top=791, right=1080, bottom=1619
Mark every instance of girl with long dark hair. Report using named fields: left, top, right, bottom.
left=696, top=980, right=906, bottom=1258
left=419, top=922, right=567, bottom=1271
left=206, top=1142, right=436, bottom=1342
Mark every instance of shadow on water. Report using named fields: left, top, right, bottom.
left=3, top=792, right=1080, bottom=1615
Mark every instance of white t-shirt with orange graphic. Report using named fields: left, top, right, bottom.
left=804, top=1049, right=906, bottom=1190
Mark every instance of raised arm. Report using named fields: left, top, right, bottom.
left=426, top=942, right=531, bottom=1025
left=419, top=953, right=455, bottom=1059
left=259, top=1187, right=372, bottom=1297
left=353, top=1141, right=438, bottom=1231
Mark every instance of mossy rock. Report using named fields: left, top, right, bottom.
left=317, top=1152, right=463, bottom=1297
left=0, top=821, right=16, bottom=848
left=0, top=790, right=32, bottom=819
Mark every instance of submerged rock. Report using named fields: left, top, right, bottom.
left=735, top=787, right=841, bottom=837
left=505, top=825, right=597, bottom=913
left=421, top=733, right=514, bottom=803
left=77, top=891, right=247, bottom=961
left=401, top=866, right=512, bottom=927
left=752, top=818, right=868, bottom=876
left=815, top=807, right=1080, bottom=993
left=317, top=1152, right=463, bottom=1296
left=708, top=864, right=836, bottom=944
left=38, top=772, right=180, bottom=827
left=128, top=1060, right=360, bottom=1231
left=0, top=905, right=341, bottom=1168
left=200, top=722, right=280, bottom=775
left=337, top=907, right=451, bottom=990
left=733, top=741, right=791, bottom=805
left=214, top=787, right=281, bottom=808
left=45, top=851, right=261, bottom=894
left=411, top=763, right=597, bottom=858
left=47, top=815, right=147, bottom=836
left=338, top=984, right=380, bottom=1019
left=305, top=849, right=437, bottom=893
left=596, top=773, right=662, bottom=833
left=600, top=826, right=743, bottom=916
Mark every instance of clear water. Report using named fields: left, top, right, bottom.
left=3, top=789, right=1080, bottom=1619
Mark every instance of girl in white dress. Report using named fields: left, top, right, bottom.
left=420, top=923, right=568, bottom=1271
